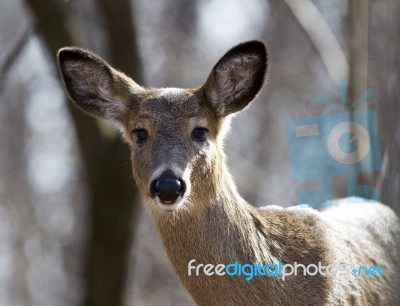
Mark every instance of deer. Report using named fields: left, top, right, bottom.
left=57, top=41, right=400, bottom=305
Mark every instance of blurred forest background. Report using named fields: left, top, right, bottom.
left=0, top=0, right=399, bottom=305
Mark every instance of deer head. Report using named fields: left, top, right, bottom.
left=57, top=41, right=268, bottom=214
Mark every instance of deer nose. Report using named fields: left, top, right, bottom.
left=150, top=170, right=186, bottom=204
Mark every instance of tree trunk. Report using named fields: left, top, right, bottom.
left=369, top=0, right=400, bottom=216
left=24, top=0, right=142, bottom=305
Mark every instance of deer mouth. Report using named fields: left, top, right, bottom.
left=155, top=196, right=185, bottom=211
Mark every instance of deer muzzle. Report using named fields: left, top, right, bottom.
left=150, top=169, right=187, bottom=205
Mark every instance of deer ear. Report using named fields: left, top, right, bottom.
left=202, top=41, right=268, bottom=117
left=57, top=47, right=143, bottom=123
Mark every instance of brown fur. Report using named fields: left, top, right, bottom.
left=57, top=41, right=400, bottom=305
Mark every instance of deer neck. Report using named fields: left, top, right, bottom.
left=144, top=151, right=330, bottom=305
left=147, top=151, right=277, bottom=270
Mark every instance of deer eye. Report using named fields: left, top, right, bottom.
left=192, top=127, right=209, bottom=142
left=133, top=128, right=149, bottom=144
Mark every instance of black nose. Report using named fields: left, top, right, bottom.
left=150, top=170, right=186, bottom=204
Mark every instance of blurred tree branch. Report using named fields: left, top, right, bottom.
left=349, top=0, right=368, bottom=105
left=0, top=26, right=33, bottom=91
left=348, top=0, right=373, bottom=188
left=285, top=0, right=349, bottom=81
left=23, top=0, right=142, bottom=305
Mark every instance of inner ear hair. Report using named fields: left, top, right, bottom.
left=203, top=40, right=268, bottom=117
left=57, top=47, right=140, bottom=122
